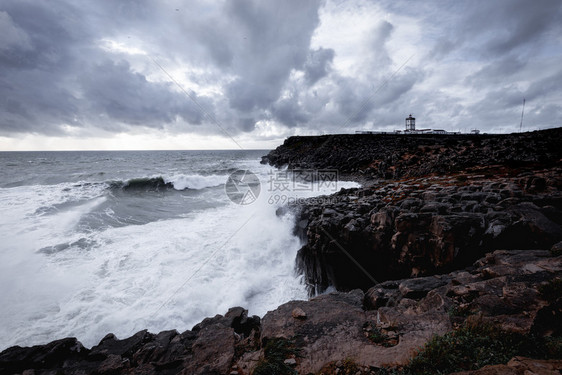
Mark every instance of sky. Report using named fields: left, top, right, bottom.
left=0, top=0, right=561, bottom=151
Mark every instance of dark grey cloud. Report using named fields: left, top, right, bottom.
left=368, top=20, right=393, bottom=66
left=428, top=0, right=562, bottom=60
left=466, top=55, right=527, bottom=87
left=525, top=69, right=562, bottom=102
left=237, top=117, right=256, bottom=132
left=224, top=0, right=324, bottom=112
left=0, top=1, right=87, bottom=134
left=0, top=2, right=86, bottom=70
left=398, top=0, right=562, bottom=133
left=0, top=0, right=213, bottom=136
left=0, top=0, right=560, bottom=145
left=471, top=0, right=562, bottom=56
left=272, top=96, right=310, bottom=128
left=304, top=47, right=335, bottom=85
left=80, top=60, right=207, bottom=129
left=319, top=66, right=421, bottom=130
left=0, top=11, right=31, bottom=54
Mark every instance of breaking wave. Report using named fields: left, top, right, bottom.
left=101, top=174, right=227, bottom=192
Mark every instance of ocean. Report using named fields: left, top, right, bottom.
left=0, top=150, right=358, bottom=350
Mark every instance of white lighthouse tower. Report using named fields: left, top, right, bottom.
left=405, top=114, right=415, bottom=132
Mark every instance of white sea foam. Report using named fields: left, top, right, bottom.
left=0, top=160, right=360, bottom=350
left=0, top=184, right=107, bottom=348
left=164, top=174, right=226, bottom=190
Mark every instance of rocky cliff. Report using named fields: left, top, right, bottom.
left=263, top=129, right=562, bottom=294
left=292, top=168, right=562, bottom=294
left=261, top=128, right=562, bottom=180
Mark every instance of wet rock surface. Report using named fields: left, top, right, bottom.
left=293, top=168, right=562, bottom=293
left=0, top=308, right=261, bottom=375
left=264, top=129, right=562, bottom=294
left=261, top=128, right=562, bottom=180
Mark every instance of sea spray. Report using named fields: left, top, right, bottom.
left=0, top=150, right=359, bottom=350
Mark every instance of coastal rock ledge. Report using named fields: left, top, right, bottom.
left=1, top=250, right=561, bottom=374
left=292, top=167, right=562, bottom=294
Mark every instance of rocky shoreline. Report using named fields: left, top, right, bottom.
left=2, top=129, right=562, bottom=374
left=292, top=167, right=562, bottom=295
left=261, top=128, right=562, bottom=180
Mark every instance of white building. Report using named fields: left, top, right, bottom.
left=354, top=114, right=479, bottom=135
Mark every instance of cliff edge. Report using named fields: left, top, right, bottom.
left=261, top=128, right=562, bottom=181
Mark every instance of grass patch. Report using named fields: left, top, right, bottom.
left=363, top=322, right=398, bottom=347
left=341, top=358, right=360, bottom=373
left=369, top=328, right=390, bottom=345
left=447, top=305, right=471, bottom=318
left=374, top=323, right=562, bottom=375
left=253, top=338, right=300, bottom=375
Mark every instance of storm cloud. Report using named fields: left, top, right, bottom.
left=0, top=0, right=561, bottom=148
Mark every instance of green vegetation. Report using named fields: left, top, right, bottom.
left=368, top=327, right=389, bottom=344
left=374, top=323, right=562, bottom=375
left=341, top=358, right=360, bottom=374
left=253, top=338, right=300, bottom=375
left=447, top=305, right=471, bottom=318
left=363, top=322, right=397, bottom=347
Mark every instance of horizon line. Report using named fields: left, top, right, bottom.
left=0, top=148, right=272, bottom=153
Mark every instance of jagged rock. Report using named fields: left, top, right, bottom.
left=225, top=307, right=261, bottom=338
left=294, top=169, right=562, bottom=293
left=507, top=202, right=562, bottom=248
left=262, top=129, right=562, bottom=180
left=98, top=354, right=128, bottom=374
left=532, top=298, right=562, bottom=337
left=264, top=129, right=562, bottom=293
left=259, top=289, right=451, bottom=374
left=291, top=307, right=307, bottom=319
left=182, top=322, right=235, bottom=375
left=89, top=330, right=153, bottom=360
left=551, top=240, right=562, bottom=255
left=284, top=358, right=297, bottom=365
left=366, top=250, right=562, bottom=334
left=0, top=308, right=256, bottom=375
left=397, top=276, right=449, bottom=300
left=0, top=338, right=87, bottom=375
left=132, top=330, right=179, bottom=366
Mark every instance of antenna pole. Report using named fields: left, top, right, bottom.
left=519, top=98, right=525, bottom=132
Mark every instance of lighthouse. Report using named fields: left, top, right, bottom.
left=405, top=114, right=415, bottom=132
